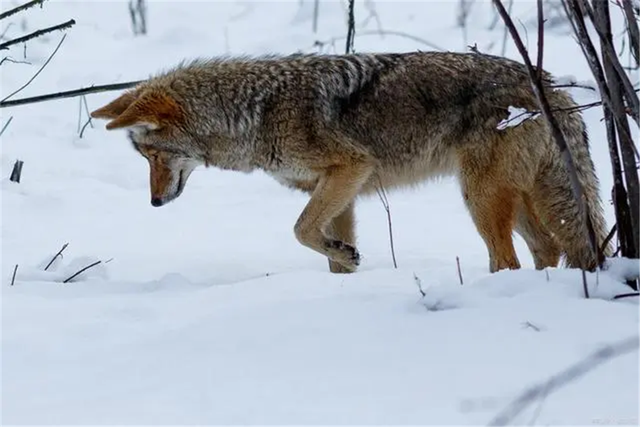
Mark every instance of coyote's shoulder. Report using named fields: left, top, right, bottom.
left=91, top=50, right=611, bottom=274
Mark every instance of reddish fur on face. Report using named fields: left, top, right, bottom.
left=145, top=150, right=174, bottom=200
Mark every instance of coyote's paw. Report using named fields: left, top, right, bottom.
left=325, top=239, right=360, bottom=272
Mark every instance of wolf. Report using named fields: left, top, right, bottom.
left=90, top=51, right=612, bottom=274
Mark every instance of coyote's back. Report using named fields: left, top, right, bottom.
left=91, top=51, right=611, bottom=274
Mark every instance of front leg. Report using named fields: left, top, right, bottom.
left=294, top=162, right=372, bottom=273
left=326, top=202, right=356, bottom=273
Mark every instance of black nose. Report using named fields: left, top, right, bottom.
left=151, top=197, right=164, bottom=207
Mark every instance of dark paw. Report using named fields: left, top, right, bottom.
left=326, top=239, right=361, bottom=266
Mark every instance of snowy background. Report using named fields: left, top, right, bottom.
left=1, top=0, right=639, bottom=424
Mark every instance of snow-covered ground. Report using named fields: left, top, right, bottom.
left=1, top=0, right=638, bottom=424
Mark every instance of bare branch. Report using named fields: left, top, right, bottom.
left=0, top=19, right=75, bottom=51
left=375, top=176, right=398, bottom=269
left=612, top=292, right=639, bottom=300
left=345, top=0, right=355, bottom=53
left=0, top=56, right=30, bottom=66
left=536, top=0, right=544, bottom=81
left=10, top=264, right=18, bottom=286
left=488, top=336, right=640, bottom=426
left=1, top=33, right=66, bottom=103
left=456, top=256, right=464, bottom=285
left=9, top=159, right=23, bottom=183
left=44, top=242, right=69, bottom=271
left=314, top=29, right=445, bottom=53
left=62, top=260, right=103, bottom=283
left=0, top=0, right=47, bottom=21
left=0, top=80, right=142, bottom=109
left=413, top=273, right=426, bottom=297
left=0, top=115, right=13, bottom=137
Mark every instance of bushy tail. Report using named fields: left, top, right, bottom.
left=535, top=112, right=612, bottom=271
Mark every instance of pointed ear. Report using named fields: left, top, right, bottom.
left=104, top=91, right=183, bottom=131
left=90, top=91, right=139, bottom=120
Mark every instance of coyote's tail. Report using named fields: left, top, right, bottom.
left=537, top=111, right=612, bottom=271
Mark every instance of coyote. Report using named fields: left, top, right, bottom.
left=91, top=51, right=611, bottom=274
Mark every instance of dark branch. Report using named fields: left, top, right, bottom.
left=0, top=0, right=47, bottom=21
left=0, top=80, right=142, bottom=109
left=44, top=242, right=69, bottom=271
left=1, top=33, right=66, bottom=103
left=10, top=264, right=18, bottom=286
left=0, top=115, right=13, bottom=137
left=314, top=29, right=445, bottom=53
left=0, top=19, right=75, bottom=51
left=536, top=0, right=544, bottom=81
left=345, top=0, right=356, bottom=54
left=488, top=336, right=640, bottom=426
left=62, top=260, right=102, bottom=283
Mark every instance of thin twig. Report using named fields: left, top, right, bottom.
left=0, top=115, right=13, bottom=137
left=0, top=56, right=30, bottom=66
left=536, top=0, right=545, bottom=81
left=10, top=264, right=18, bottom=286
left=0, top=0, right=47, bottom=21
left=314, top=29, right=445, bottom=52
left=612, top=292, right=640, bottom=299
left=375, top=177, right=398, bottom=269
left=82, top=95, right=93, bottom=128
left=1, top=33, right=66, bottom=103
left=0, top=80, right=142, bottom=109
left=413, top=273, right=426, bottom=297
left=497, top=91, right=640, bottom=130
left=79, top=117, right=92, bottom=138
left=0, top=19, right=75, bottom=51
left=488, top=336, right=640, bottom=426
left=456, top=256, right=464, bottom=285
left=44, top=242, right=69, bottom=271
left=78, top=95, right=93, bottom=138
left=62, top=260, right=103, bottom=283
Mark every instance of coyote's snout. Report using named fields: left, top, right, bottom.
left=91, top=51, right=612, bottom=274
left=140, top=146, right=196, bottom=207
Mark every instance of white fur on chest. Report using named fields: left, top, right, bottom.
left=266, top=166, right=318, bottom=185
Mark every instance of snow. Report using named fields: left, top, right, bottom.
left=1, top=0, right=639, bottom=425
left=497, top=106, right=541, bottom=130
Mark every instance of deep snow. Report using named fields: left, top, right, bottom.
left=1, top=0, right=639, bottom=425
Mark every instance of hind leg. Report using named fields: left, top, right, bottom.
left=515, top=193, right=561, bottom=269
left=461, top=178, right=521, bottom=273
left=326, top=202, right=356, bottom=274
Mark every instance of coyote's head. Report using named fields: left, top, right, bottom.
left=91, top=89, right=202, bottom=207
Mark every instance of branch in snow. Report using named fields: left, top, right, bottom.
left=9, top=159, right=24, bottom=183
left=62, top=258, right=113, bottom=283
left=10, top=264, right=18, bottom=286
left=488, top=336, right=640, bottom=426
left=44, top=242, right=69, bottom=271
